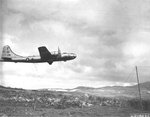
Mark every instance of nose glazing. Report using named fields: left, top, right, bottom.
left=73, top=54, right=77, bottom=59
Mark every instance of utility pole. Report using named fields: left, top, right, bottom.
left=135, top=66, right=143, bottom=110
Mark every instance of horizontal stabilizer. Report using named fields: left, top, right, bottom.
left=38, top=46, right=51, bottom=61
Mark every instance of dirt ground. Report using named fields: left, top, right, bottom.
left=0, top=105, right=148, bottom=117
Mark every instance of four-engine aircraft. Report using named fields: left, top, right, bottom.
left=0, top=45, right=76, bottom=65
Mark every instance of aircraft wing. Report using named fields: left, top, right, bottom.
left=38, top=46, right=52, bottom=61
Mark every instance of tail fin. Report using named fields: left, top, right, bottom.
left=58, top=47, right=61, bottom=57
left=1, top=45, right=18, bottom=59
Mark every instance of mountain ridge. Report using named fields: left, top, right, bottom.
left=0, top=81, right=150, bottom=91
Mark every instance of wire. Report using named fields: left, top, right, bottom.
left=125, top=67, right=135, bottom=83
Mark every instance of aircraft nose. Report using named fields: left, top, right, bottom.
left=73, top=54, right=77, bottom=59
left=71, top=54, right=77, bottom=59
left=69, top=53, right=77, bottom=59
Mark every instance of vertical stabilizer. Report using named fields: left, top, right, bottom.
left=1, top=45, right=18, bottom=59
left=58, top=47, right=61, bottom=57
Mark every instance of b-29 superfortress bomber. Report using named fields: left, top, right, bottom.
left=0, top=45, right=76, bottom=65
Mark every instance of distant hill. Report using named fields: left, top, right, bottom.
left=0, top=81, right=150, bottom=99
left=73, top=82, right=150, bottom=99
left=0, top=85, right=25, bottom=91
left=74, top=86, right=95, bottom=90
left=39, top=81, right=150, bottom=99
left=0, top=85, right=5, bottom=88
left=131, top=81, right=150, bottom=90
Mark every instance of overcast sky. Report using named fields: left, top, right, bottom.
left=1, top=0, right=150, bottom=89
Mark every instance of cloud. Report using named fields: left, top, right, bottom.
left=1, top=0, right=150, bottom=89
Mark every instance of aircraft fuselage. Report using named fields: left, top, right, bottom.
left=0, top=45, right=76, bottom=65
left=0, top=53, right=76, bottom=63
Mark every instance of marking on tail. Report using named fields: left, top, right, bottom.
left=1, top=45, right=21, bottom=59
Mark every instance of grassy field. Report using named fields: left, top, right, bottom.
left=0, top=105, right=149, bottom=117
left=0, top=84, right=150, bottom=117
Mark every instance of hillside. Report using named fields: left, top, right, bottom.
left=72, top=82, right=150, bottom=99
left=0, top=82, right=150, bottom=116
left=131, top=81, right=150, bottom=90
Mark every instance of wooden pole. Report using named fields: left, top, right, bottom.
left=135, top=66, right=143, bottom=110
